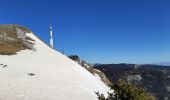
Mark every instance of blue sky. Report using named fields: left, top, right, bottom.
left=0, top=0, right=170, bottom=64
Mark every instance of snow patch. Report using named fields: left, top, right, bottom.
left=94, top=73, right=102, bottom=80
left=0, top=32, right=109, bottom=100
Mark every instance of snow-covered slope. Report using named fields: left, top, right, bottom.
left=0, top=31, right=109, bottom=100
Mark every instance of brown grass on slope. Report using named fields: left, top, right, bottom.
left=0, top=24, right=34, bottom=55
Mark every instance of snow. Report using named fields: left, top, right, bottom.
left=0, top=32, right=109, bottom=100
left=94, top=73, right=101, bottom=80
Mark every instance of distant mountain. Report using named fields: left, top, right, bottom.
left=94, top=64, right=170, bottom=100
left=152, top=62, right=170, bottom=66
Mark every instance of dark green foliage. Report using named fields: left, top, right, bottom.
left=96, top=92, right=106, bottom=100
left=112, top=80, right=155, bottom=100
left=96, top=80, right=155, bottom=100
left=96, top=91, right=115, bottom=100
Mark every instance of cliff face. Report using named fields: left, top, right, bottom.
left=68, top=55, right=111, bottom=86
left=94, top=64, right=170, bottom=100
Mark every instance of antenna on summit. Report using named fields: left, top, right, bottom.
left=49, top=24, right=54, bottom=48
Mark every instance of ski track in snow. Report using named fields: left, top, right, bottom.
left=0, top=32, right=109, bottom=100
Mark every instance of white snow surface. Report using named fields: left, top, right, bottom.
left=94, top=73, right=102, bottom=80
left=0, top=32, right=109, bottom=100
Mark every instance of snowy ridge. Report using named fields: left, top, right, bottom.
left=0, top=32, right=109, bottom=100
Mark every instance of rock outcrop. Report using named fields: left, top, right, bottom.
left=0, top=25, right=34, bottom=55
left=68, top=55, right=111, bottom=86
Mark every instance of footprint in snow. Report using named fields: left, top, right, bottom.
left=28, top=73, right=35, bottom=76
left=3, top=65, right=7, bottom=68
left=0, top=64, right=7, bottom=68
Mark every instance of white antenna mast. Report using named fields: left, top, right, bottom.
left=50, top=24, right=54, bottom=48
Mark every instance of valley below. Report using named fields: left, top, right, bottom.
left=94, top=64, right=170, bottom=100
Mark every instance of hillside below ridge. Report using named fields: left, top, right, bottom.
left=68, top=55, right=111, bottom=86
left=94, top=63, right=170, bottom=100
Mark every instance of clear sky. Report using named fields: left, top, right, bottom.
left=0, top=0, right=170, bottom=64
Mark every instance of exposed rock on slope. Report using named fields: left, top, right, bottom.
left=68, top=55, right=111, bottom=86
left=0, top=25, right=109, bottom=100
left=0, top=25, right=34, bottom=55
